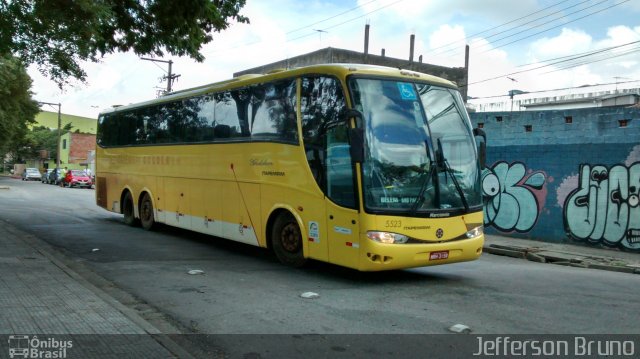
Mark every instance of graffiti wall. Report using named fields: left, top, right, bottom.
left=469, top=105, right=640, bottom=253
left=482, top=161, right=546, bottom=233
left=561, top=162, right=640, bottom=250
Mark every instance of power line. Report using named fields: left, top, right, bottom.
left=286, top=0, right=406, bottom=43
left=479, top=0, right=630, bottom=54
left=540, top=46, right=640, bottom=74
left=517, top=40, right=640, bottom=70
left=470, top=78, right=640, bottom=100
left=206, top=0, right=397, bottom=54
left=463, top=39, right=640, bottom=87
left=285, top=0, right=379, bottom=34
left=429, top=0, right=581, bottom=56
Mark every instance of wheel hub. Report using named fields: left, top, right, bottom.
left=281, top=223, right=301, bottom=253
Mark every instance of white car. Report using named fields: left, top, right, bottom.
left=22, top=168, right=42, bottom=181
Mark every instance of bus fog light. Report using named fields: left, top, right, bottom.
left=466, top=226, right=484, bottom=239
left=367, top=231, right=409, bottom=244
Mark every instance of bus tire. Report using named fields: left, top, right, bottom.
left=122, top=191, right=138, bottom=226
left=139, top=193, right=156, bottom=231
left=272, top=212, right=307, bottom=268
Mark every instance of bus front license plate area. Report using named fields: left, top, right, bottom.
left=429, top=251, right=449, bottom=261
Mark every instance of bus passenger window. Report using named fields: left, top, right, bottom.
left=214, top=91, right=245, bottom=139
left=250, top=80, right=297, bottom=143
left=190, top=94, right=216, bottom=142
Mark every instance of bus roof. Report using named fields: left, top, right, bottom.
left=99, top=63, right=458, bottom=115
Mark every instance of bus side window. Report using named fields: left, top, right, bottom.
left=250, top=80, right=297, bottom=143
left=198, top=94, right=216, bottom=142
left=151, top=104, right=170, bottom=144
left=183, top=94, right=215, bottom=142
left=120, top=112, right=137, bottom=146
left=301, top=77, right=327, bottom=190
left=214, top=90, right=246, bottom=139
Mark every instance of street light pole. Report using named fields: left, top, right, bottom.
left=38, top=101, right=62, bottom=169
left=140, top=57, right=180, bottom=94
left=56, top=103, right=61, bottom=169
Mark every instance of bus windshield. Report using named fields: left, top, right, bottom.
left=348, top=78, right=482, bottom=214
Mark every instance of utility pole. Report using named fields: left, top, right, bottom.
left=140, top=58, right=181, bottom=94
left=507, top=77, right=518, bottom=113
left=38, top=101, right=62, bottom=169
left=313, top=29, right=327, bottom=45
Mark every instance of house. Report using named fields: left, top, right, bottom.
left=24, top=111, right=97, bottom=172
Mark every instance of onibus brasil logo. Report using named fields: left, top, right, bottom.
left=8, top=335, right=72, bottom=358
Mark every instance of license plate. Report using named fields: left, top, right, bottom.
left=429, top=251, right=449, bottom=260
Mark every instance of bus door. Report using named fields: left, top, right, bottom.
left=301, top=76, right=360, bottom=268
left=324, top=125, right=360, bottom=268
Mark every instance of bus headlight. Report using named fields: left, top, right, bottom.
left=466, top=226, right=484, bottom=239
left=367, top=231, right=409, bottom=244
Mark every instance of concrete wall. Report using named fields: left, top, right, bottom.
left=234, top=47, right=468, bottom=100
left=469, top=106, right=640, bottom=252
left=69, top=133, right=96, bottom=165
left=35, top=111, right=97, bottom=134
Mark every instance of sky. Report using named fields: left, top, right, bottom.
left=29, top=0, right=640, bottom=119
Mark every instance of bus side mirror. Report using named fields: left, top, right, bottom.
left=340, top=108, right=364, bottom=128
left=349, top=128, right=364, bottom=163
left=473, top=128, right=487, bottom=168
left=473, top=128, right=486, bottom=141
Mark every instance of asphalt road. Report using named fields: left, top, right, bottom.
left=1, top=176, right=639, bottom=356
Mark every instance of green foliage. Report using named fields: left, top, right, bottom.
left=3, top=122, right=73, bottom=165
left=0, top=55, right=39, bottom=157
left=0, top=0, right=249, bottom=86
left=24, top=126, right=58, bottom=160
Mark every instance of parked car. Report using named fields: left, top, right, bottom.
left=41, top=169, right=54, bottom=183
left=22, top=168, right=42, bottom=181
left=48, top=168, right=62, bottom=185
left=61, top=169, right=93, bottom=188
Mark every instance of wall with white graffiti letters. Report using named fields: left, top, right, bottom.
left=563, top=163, right=640, bottom=250
left=482, top=161, right=546, bottom=233
left=469, top=105, right=640, bottom=252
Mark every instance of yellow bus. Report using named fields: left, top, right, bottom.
left=96, top=64, right=486, bottom=271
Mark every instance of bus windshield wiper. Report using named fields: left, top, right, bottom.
left=436, top=139, right=469, bottom=212
left=409, top=161, right=435, bottom=215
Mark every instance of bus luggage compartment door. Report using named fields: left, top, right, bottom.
left=326, top=201, right=359, bottom=269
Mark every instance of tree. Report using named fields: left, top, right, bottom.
left=4, top=122, right=73, bottom=165
left=0, top=55, right=39, bottom=162
left=0, top=0, right=249, bottom=86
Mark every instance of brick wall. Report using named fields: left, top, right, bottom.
left=468, top=106, right=640, bottom=252
left=69, top=133, right=96, bottom=164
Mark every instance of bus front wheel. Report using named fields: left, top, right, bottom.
left=122, top=192, right=138, bottom=226
left=272, top=212, right=307, bottom=268
left=140, top=193, right=156, bottom=231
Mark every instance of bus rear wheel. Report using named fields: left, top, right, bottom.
left=122, top=191, right=138, bottom=226
left=139, top=193, right=156, bottom=231
left=272, top=212, right=307, bottom=268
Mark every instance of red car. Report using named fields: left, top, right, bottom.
left=62, top=170, right=93, bottom=188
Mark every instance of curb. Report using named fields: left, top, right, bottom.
left=483, top=244, right=639, bottom=275
left=2, top=220, right=196, bottom=359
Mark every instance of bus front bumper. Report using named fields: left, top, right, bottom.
left=357, top=235, right=484, bottom=271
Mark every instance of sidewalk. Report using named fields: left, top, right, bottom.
left=484, top=233, right=640, bottom=274
left=0, top=220, right=191, bottom=358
